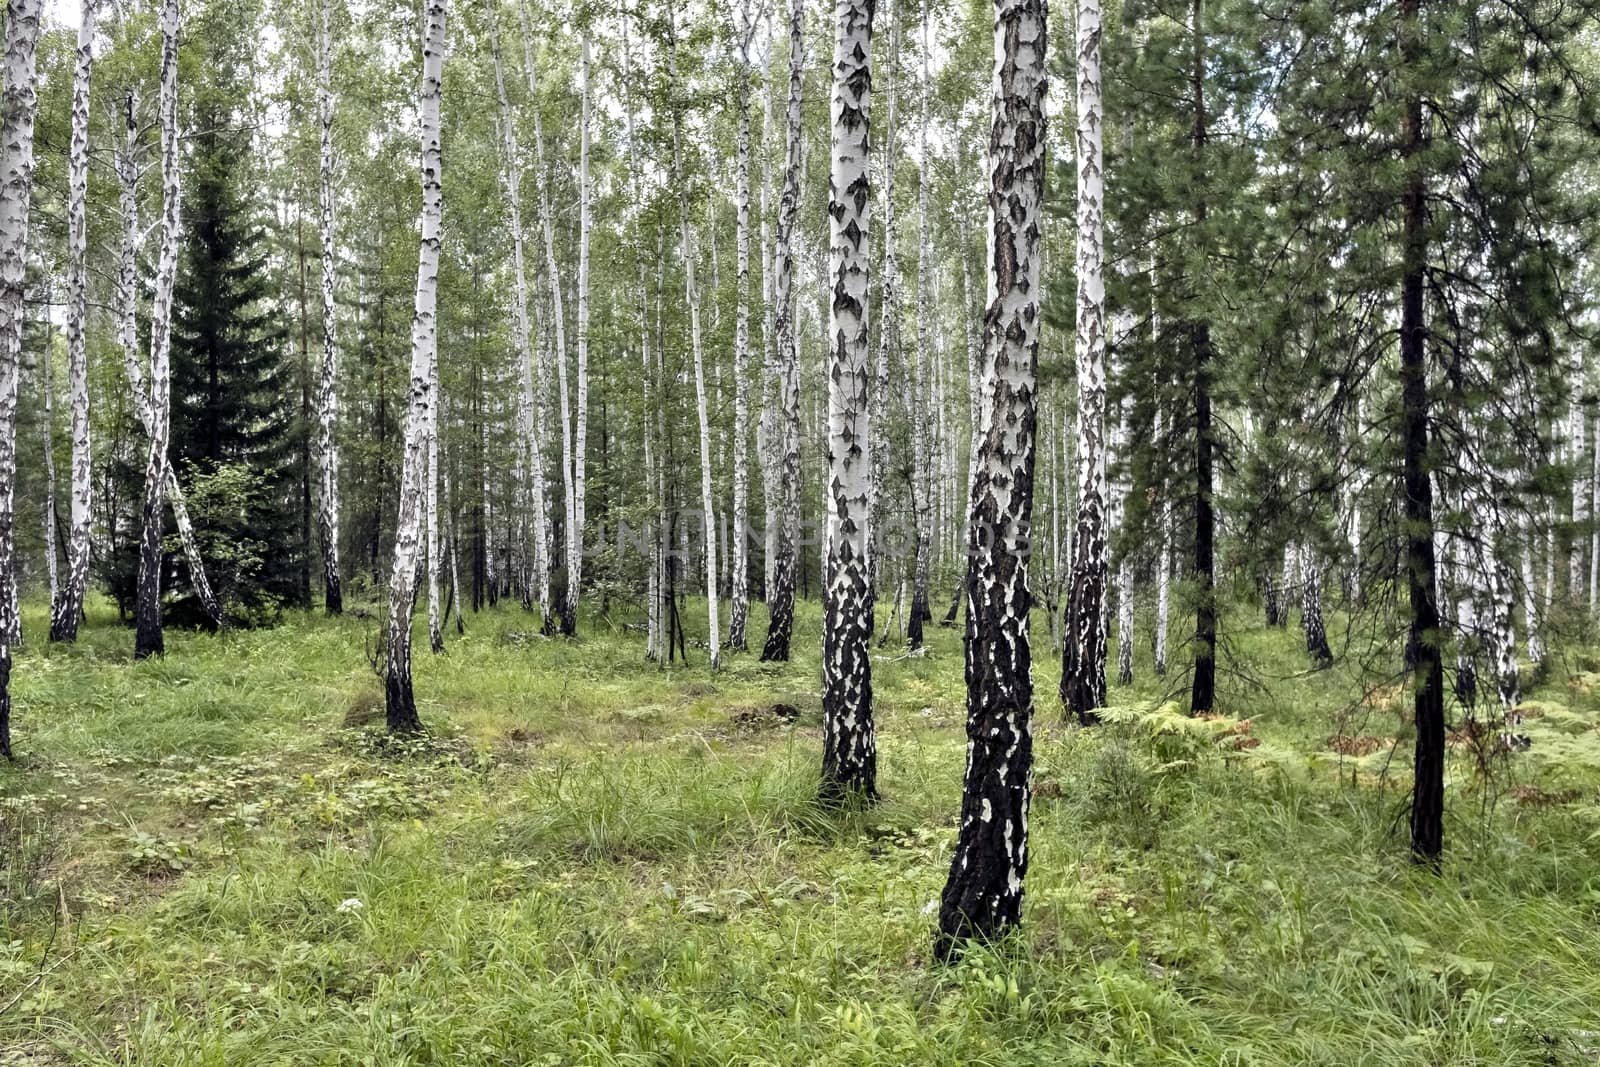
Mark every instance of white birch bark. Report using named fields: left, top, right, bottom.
left=132, top=0, right=179, bottom=658
left=1061, top=0, right=1108, bottom=719
left=820, top=0, right=875, bottom=797
left=489, top=10, right=547, bottom=627
left=0, top=0, right=40, bottom=659
left=669, top=13, right=721, bottom=671
left=57, top=4, right=99, bottom=640
left=1592, top=407, right=1599, bottom=614
left=759, top=17, right=779, bottom=604
left=39, top=281, right=56, bottom=607
left=314, top=0, right=342, bottom=615
left=937, top=0, right=1047, bottom=955
left=426, top=354, right=441, bottom=653
left=573, top=31, right=592, bottom=631
left=868, top=0, right=897, bottom=615
left=383, top=0, right=446, bottom=731
left=0, top=0, right=28, bottom=751
left=1570, top=404, right=1586, bottom=601
left=518, top=2, right=576, bottom=637
left=759, top=0, right=803, bottom=663
left=905, top=2, right=934, bottom=649
left=728, top=0, right=755, bottom=651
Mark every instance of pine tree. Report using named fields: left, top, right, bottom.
left=166, top=114, right=296, bottom=624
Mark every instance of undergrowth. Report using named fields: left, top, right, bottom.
left=1, top=594, right=1598, bottom=1064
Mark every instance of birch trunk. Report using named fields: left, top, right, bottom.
left=936, top=0, right=1046, bottom=955
left=759, top=0, right=804, bottom=663
left=133, top=0, right=179, bottom=659
left=868, top=0, right=898, bottom=617
left=489, top=10, right=547, bottom=628
left=1060, top=0, right=1108, bottom=722
left=1570, top=405, right=1586, bottom=601
left=518, top=3, right=575, bottom=637
left=114, top=96, right=222, bottom=635
left=314, top=0, right=342, bottom=615
left=1300, top=545, right=1332, bottom=668
left=40, top=283, right=56, bottom=607
left=426, top=362, right=442, bottom=654
left=383, top=0, right=445, bottom=732
left=820, top=0, right=875, bottom=798
left=905, top=3, right=933, bottom=650
left=668, top=15, right=721, bottom=671
left=0, top=0, right=38, bottom=669
left=759, top=22, right=779, bottom=604
left=1152, top=300, right=1170, bottom=674
left=729, top=1, right=755, bottom=651
left=572, top=31, right=592, bottom=633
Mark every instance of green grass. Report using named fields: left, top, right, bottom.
left=3, top=594, right=1600, bottom=1064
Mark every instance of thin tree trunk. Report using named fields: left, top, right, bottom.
left=868, top=0, right=898, bottom=622
left=729, top=0, right=755, bottom=652
left=1187, top=0, right=1217, bottom=715
left=1401, top=0, right=1444, bottom=865
left=49, top=0, right=95, bottom=642
left=668, top=13, right=721, bottom=671
left=427, top=361, right=442, bottom=654
left=40, top=282, right=57, bottom=608
left=1061, top=0, right=1108, bottom=722
left=0, top=0, right=38, bottom=670
left=519, top=1, right=575, bottom=638
left=383, top=0, right=446, bottom=732
left=113, top=97, right=222, bottom=635
left=133, top=0, right=179, bottom=660
left=572, top=32, right=592, bottom=634
left=759, top=0, right=804, bottom=663
left=905, top=4, right=934, bottom=650
left=489, top=17, right=546, bottom=624
left=936, top=0, right=1046, bottom=956
left=313, top=0, right=342, bottom=615
left=820, top=0, right=876, bottom=799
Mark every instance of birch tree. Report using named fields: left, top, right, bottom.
left=936, top=0, right=1046, bottom=956
left=668, top=12, right=721, bottom=671
left=517, top=1, right=575, bottom=637
left=383, top=0, right=446, bottom=733
left=759, top=0, right=803, bottom=664
left=820, top=0, right=875, bottom=799
left=313, top=0, right=343, bottom=615
left=1060, top=0, right=1108, bottom=722
left=0, top=0, right=40, bottom=672
left=572, top=30, right=592, bottom=635
left=133, top=0, right=182, bottom=659
left=727, top=0, right=756, bottom=653
left=114, top=92, right=223, bottom=635
left=489, top=5, right=548, bottom=629
left=906, top=2, right=933, bottom=650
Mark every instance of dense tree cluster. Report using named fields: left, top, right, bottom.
left=0, top=0, right=1594, bottom=954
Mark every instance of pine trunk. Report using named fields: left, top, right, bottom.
left=759, top=0, right=804, bottom=664
left=1401, top=0, right=1444, bottom=864
left=936, top=0, right=1045, bottom=956
left=383, top=0, right=446, bottom=732
left=1061, top=0, right=1108, bottom=722
left=1187, top=0, right=1216, bottom=715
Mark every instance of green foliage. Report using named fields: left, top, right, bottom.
left=1, top=597, right=1599, bottom=1062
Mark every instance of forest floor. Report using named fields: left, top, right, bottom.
left=2, top=594, right=1600, bottom=1065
